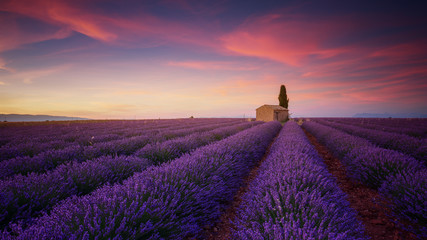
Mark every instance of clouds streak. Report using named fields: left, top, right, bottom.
left=1, top=0, right=426, bottom=117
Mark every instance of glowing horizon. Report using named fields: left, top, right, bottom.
left=1, top=0, right=426, bottom=119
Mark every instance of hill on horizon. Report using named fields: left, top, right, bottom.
left=0, top=114, right=90, bottom=122
left=353, top=112, right=427, bottom=118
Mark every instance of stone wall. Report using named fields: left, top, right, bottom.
left=256, top=107, right=274, bottom=122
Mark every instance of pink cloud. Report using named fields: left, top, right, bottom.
left=221, top=12, right=427, bottom=91
left=0, top=0, right=221, bottom=51
left=342, top=81, right=427, bottom=104
left=0, top=57, right=13, bottom=72
left=221, top=14, right=354, bottom=66
left=0, top=12, right=72, bottom=52
left=371, top=39, right=427, bottom=59
left=1, top=0, right=118, bottom=42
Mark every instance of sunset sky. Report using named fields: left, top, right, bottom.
left=1, top=0, right=426, bottom=119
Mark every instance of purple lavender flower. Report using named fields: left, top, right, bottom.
left=234, top=121, right=367, bottom=239
left=3, top=121, right=280, bottom=239
left=303, top=120, right=427, bottom=238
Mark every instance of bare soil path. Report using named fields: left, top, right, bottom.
left=302, top=128, right=416, bottom=240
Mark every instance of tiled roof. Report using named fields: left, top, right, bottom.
left=257, top=104, right=288, bottom=110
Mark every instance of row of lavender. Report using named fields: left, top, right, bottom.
left=0, top=120, right=259, bottom=230
left=1, top=121, right=282, bottom=239
left=0, top=120, right=178, bottom=156
left=303, top=121, right=426, bottom=238
left=0, top=119, right=244, bottom=179
left=234, top=121, right=367, bottom=239
left=0, top=119, right=230, bottom=145
left=310, top=118, right=426, bottom=164
left=0, top=119, right=239, bottom=161
left=316, top=118, right=427, bottom=138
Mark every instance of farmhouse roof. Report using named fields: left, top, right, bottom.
left=257, top=104, right=288, bottom=111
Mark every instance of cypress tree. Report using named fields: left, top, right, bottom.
left=278, top=85, right=289, bottom=108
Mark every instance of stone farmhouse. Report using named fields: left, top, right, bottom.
left=256, top=104, right=289, bottom=122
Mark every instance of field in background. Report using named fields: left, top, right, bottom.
left=0, top=118, right=425, bottom=239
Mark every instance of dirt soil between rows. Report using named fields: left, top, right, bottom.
left=302, top=128, right=417, bottom=240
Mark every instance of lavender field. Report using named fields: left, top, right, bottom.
left=0, top=118, right=426, bottom=239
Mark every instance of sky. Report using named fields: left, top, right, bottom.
left=1, top=0, right=426, bottom=119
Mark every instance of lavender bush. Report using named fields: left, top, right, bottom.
left=0, top=118, right=243, bottom=162
left=0, top=156, right=152, bottom=229
left=134, top=121, right=259, bottom=164
left=379, top=169, right=427, bottom=238
left=234, top=121, right=367, bottom=239
left=312, top=119, right=425, bottom=163
left=321, top=117, right=427, bottom=138
left=1, top=121, right=281, bottom=239
left=0, top=119, right=248, bottom=179
left=0, top=144, right=83, bottom=179
left=0, top=120, right=260, bottom=232
left=344, top=146, right=423, bottom=189
left=303, top=121, right=426, bottom=238
left=303, top=121, right=372, bottom=159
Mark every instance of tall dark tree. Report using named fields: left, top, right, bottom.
left=278, top=85, right=289, bottom=108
